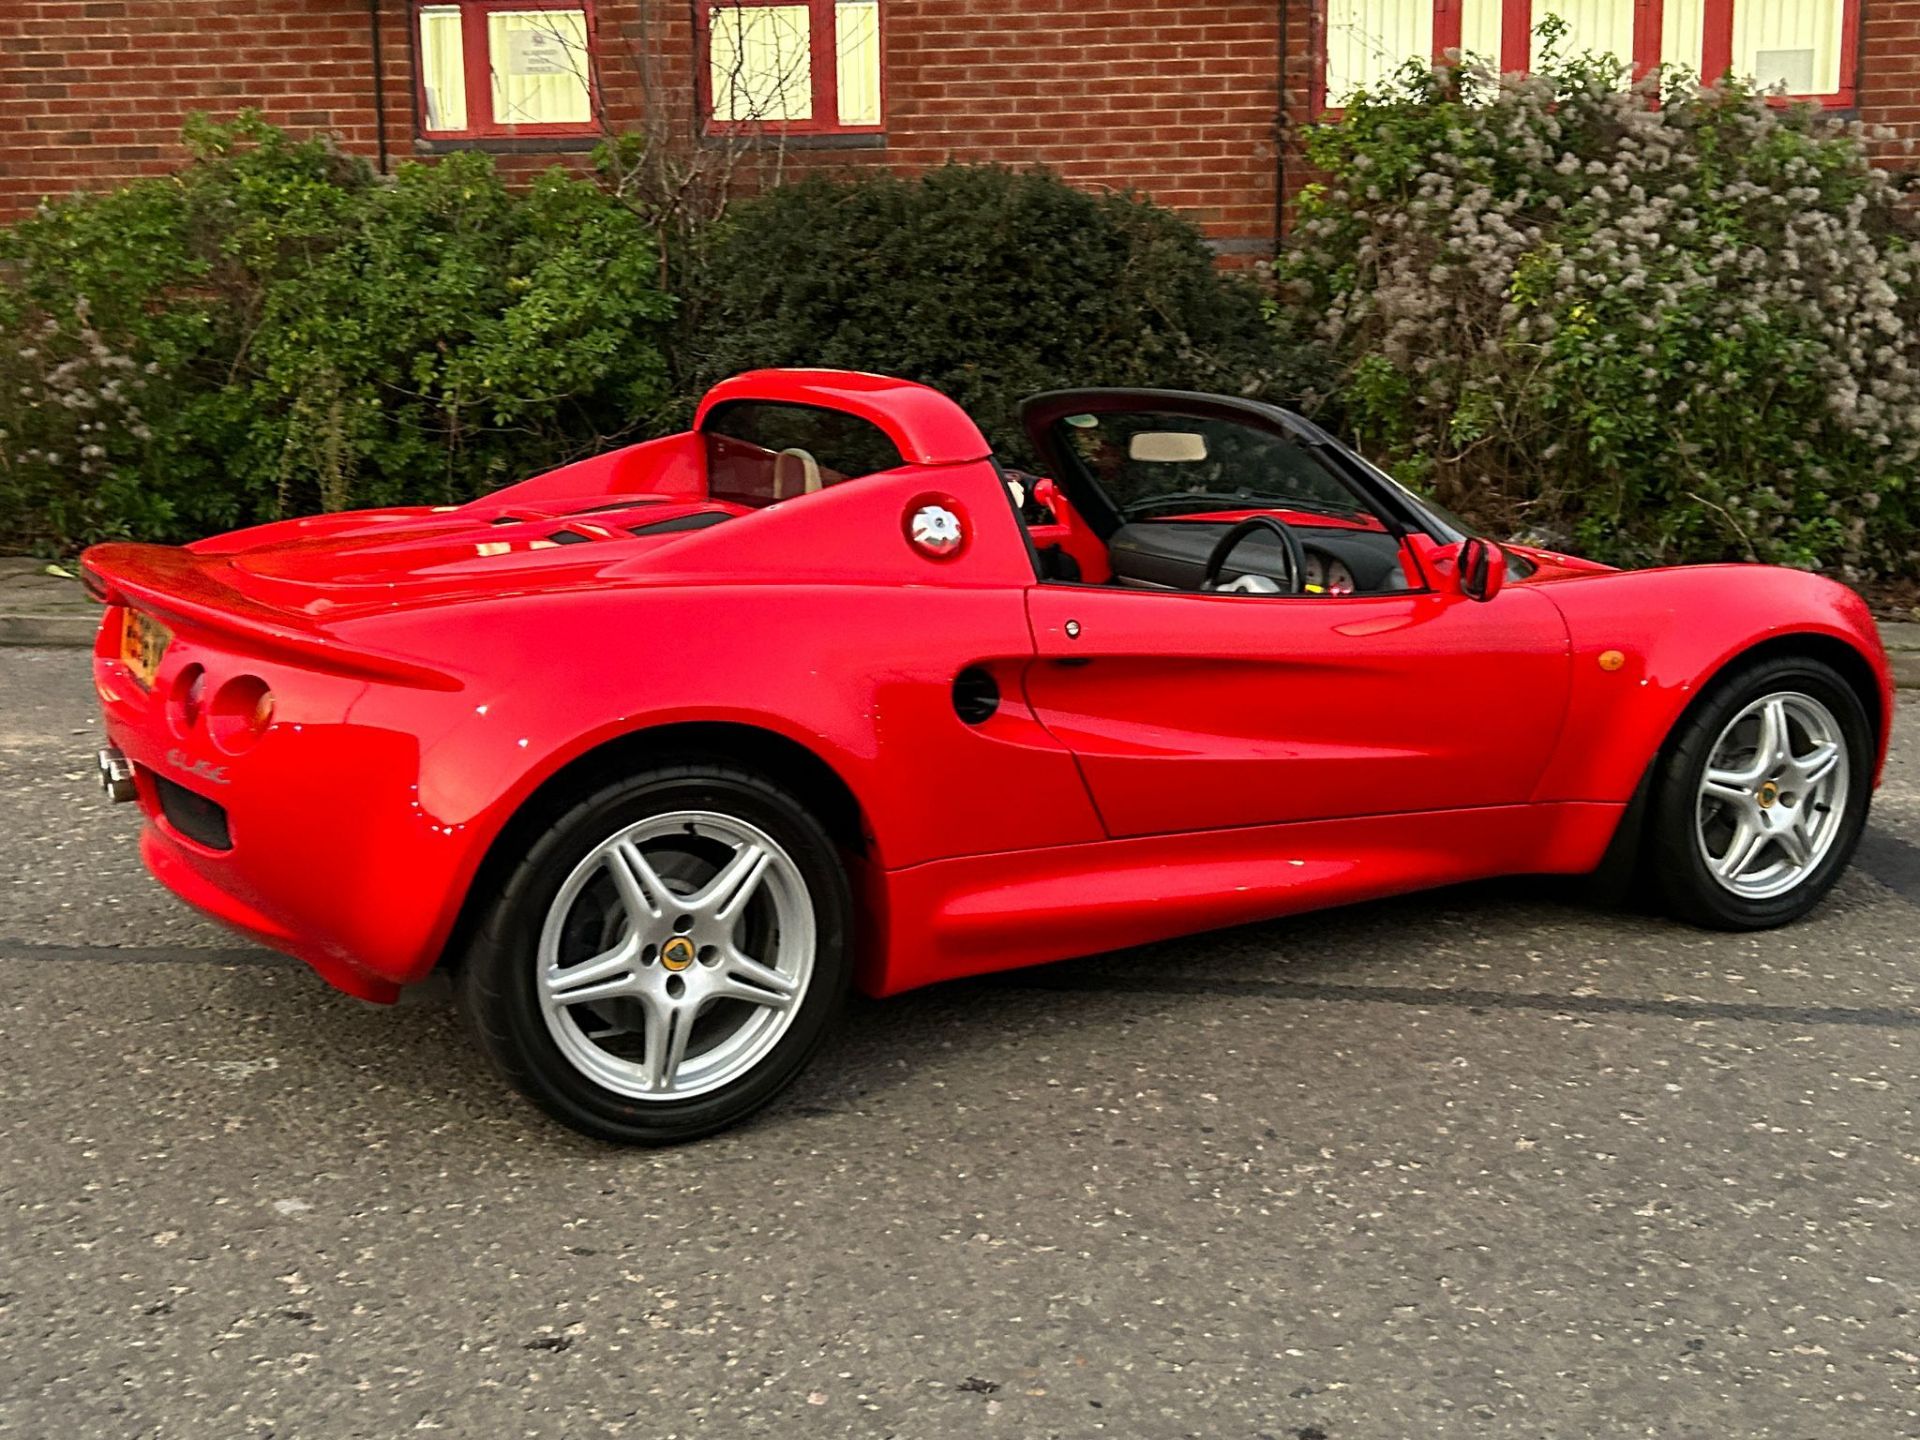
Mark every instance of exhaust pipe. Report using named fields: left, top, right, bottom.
left=97, top=746, right=137, bottom=803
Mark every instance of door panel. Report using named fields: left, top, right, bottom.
left=1023, top=585, right=1572, bottom=838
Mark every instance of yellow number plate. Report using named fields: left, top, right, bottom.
left=119, top=609, right=171, bottom=689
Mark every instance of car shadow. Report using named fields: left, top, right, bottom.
left=209, top=878, right=1563, bottom=1150
left=1855, top=824, right=1920, bottom=904
left=790, top=875, right=1625, bottom=1112
left=212, top=843, right=1913, bottom=1151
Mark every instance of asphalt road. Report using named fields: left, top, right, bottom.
left=4, top=646, right=1919, bottom=1439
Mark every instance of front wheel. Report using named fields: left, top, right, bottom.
left=456, top=763, right=853, bottom=1144
left=1646, top=655, right=1874, bottom=930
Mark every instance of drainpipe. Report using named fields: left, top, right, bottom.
left=1275, top=0, right=1291, bottom=248
left=369, top=0, right=392, bottom=174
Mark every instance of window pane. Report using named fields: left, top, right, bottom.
left=1461, top=0, right=1505, bottom=69
left=1661, top=0, right=1705, bottom=75
left=703, top=401, right=905, bottom=506
left=1056, top=412, right=1373, bottom=522
left=1733, top=0, right=1843, bottom=95
left=1325, top=0, right=1432, bottom=104
left=835, top=1, right=881, bottom=126
left=1531, top=1, right=1635, bottom=68
left=710, top=4, right=813, bottom=123
left=420, top=5, right=467, bottom=132
left=488, top=8, right=592, bottom=127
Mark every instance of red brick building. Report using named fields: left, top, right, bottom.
left=0, top=1, right=1911, bottom=256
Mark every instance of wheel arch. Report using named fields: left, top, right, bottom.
left=1657, top=631, right=1886, bottom=778
left=1594, top=628, right=1887, bottom=884
left=1726, top=632, right=1887, bottom=747
left=434, top=720, right=872, bottom=975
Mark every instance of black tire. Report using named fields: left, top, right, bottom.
left=1644, top=654, right=1874, bottom=930
left=455, top=762, right=853, bottom=1144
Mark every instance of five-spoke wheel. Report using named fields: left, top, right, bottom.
left=1694, top=693, right=1850, bottom=900
left=1648, top=655, right=1872, bottom=929
left=537, top=812, right=813, bottom=1101
left=458, top=764, right=851, bottom=1145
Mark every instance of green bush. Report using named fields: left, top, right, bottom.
left=0, top=115, right=674, bottom=553
left=680, top=164, right=1309, bottom=461
left=1276, top=45, right=1920, bottom=579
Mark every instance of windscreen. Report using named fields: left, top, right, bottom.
left=1053, top=410, right=1375, bottom=525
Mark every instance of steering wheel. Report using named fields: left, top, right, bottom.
left=1200, top=515, right=1307, bottom=595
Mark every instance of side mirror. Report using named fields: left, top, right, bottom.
left=1459, top=537, right=1507, bottom=602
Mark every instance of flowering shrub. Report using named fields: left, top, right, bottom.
left=0, top=115, right=673, bottom=553
left=0, top=300, right=164, bottom=544
left=1276, top=48, right=1920, bottom=578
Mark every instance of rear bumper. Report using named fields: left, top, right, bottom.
left=138, top=828, right=402, bottom=1002
left=92, top=611, right=469, bottom=1003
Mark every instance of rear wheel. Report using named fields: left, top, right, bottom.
left=1646, top=655, right=1873, bottom=930
left=457, top=763, right=852, bottom=1144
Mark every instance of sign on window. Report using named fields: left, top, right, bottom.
left=506, top=27, right=575, bottom=76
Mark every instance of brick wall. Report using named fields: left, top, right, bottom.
left=859, top=0, right=1281, bottom=254
left=0, top=1, right=399, bottom=219
left=1858, top=0, right=1920, bottom=174
left=7, top=3, right=1918, bottom=251
left=0, top=0, right=1289, bottom=253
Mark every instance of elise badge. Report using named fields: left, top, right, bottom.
left=166, top=747, right=230, bottom=785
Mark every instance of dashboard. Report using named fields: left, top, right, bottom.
left=1106, top=519, right=1412, bottom=595
left=1304, top=550, right=1358, bottom=596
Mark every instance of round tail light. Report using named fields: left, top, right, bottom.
left=170, top=663, right=207, bottom=734
left=207, top=675, right=275, bottom=753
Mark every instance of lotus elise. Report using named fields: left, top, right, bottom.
left=82, top=370, right=1893, bottom=1142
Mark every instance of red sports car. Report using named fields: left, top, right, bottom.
left=83, top=369, right=1893, bottom=1143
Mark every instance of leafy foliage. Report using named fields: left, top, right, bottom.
left=14, top=94, right=1917, bottom=587
left=0, top=115, right=674, bottom=553
left=680, top=164, right=1309, bottom=461
left=1276, top=44, right=1920, bottom=578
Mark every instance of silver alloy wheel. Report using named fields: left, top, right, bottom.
left=1695, top=691, right=1850, bottom=900
left=536, top=811, right=815, bottom=1101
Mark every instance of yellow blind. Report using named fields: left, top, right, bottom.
left=419, top=5, right=467, bottom=132
left=1324, top=0, right=1432, bottom=104
left=1661, top=0, right=1705, bottom=75
left=710, top=4, right=814, bottom=122
left=1732, top=0, right=1843, bottom=95
left=835, top=1, right=881, bottom=126
left=488, top=8, right=592, bottom=127
left=1460, top=0, right=1504, bottom=68
left=1531, top=1, right=1635, bottom=68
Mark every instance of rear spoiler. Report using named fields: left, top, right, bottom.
left=82, top=544, right=463, bottom=693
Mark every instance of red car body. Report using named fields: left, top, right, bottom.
left=83, top=370, right=1894, bottom=1006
